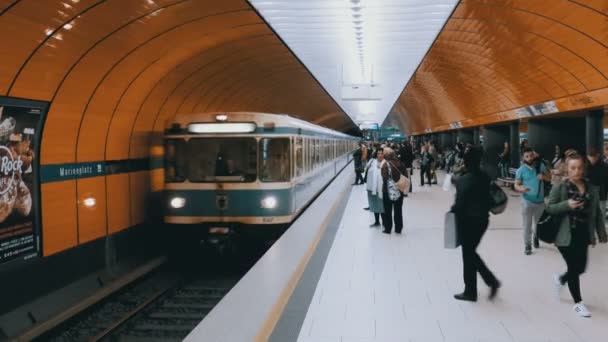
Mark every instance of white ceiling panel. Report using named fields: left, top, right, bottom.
left=248, top=0, right=459, bottom=128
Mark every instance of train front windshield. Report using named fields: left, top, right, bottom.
left=165, top=138, right=257, bottom=182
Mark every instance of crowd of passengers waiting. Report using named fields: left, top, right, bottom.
left=351, top=138, right=608, bottom=319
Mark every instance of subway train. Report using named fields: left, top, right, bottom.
left=163, top=112, right=359, bottom=244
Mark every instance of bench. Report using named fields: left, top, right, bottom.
left=496, top=167, right=518, bottom=188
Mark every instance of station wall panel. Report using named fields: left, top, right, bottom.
left=76, top=177, right=107, bottom=244
left=106, top=174, right=131, bottom=234
left=129, top=171, right=150, bottom=227
left=41, top=181, right=78, bottom=256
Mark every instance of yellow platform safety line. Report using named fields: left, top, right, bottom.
left=254, top=179, right=351, bottom=342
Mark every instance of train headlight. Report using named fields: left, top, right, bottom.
left=170, top=197, right=186, bottom=209
left=261, top=196, right=277, bottom=209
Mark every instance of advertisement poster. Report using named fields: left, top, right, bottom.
left=0, top=99, right=45, bottom=266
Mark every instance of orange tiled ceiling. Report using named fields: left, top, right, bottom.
left=389, top=0, right=608, bottom=135
left=0, top=0, right=353, bottom=165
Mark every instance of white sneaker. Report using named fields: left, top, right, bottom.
left=552, top=273, right=564, bottom=299
left=573, top=302, right=591, bottom=317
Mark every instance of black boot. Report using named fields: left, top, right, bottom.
left=489, top=281, right=501, bottom=301
left=454, top=292, right=477, bottom=302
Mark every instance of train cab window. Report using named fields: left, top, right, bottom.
left=295, top=137, right=303, bottom=177
left=259, top=138, right=291, bottom=182
left=165, top=139, right=187, bottom=182
left=187, top=138, right=257, bottom=182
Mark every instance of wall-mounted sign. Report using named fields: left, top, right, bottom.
left=516, top=100, right=559, bottom=118
left=0, top=97, right=47, bottom=266
left=449, top=121, right=463, bottom=129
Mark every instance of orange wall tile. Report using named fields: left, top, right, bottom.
left=41, top=181, right=77, bottom=256
left=76, top=177, right=107, bottom=244
left=106, top=174, right=130, bottom=234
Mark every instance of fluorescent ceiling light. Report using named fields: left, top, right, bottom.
left=187, top=123, right=257, bottom=134
left=249, top=0, right=458, bottom=126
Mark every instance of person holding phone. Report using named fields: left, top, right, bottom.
left=515, top=147, right=551, bottom=255
left=545, top=153, right=607, bottom=317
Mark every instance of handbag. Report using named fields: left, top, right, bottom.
left=389, top=161, right=409, bottom=193
left=396, top=173, right=410, bottom=193
left=442, top=173, right=453, bottom=191
left=536, top=210, right=559, bottom=243
left=489, top=181, right=508, bottom=215
left=444, top=211, right=460, bottom=248
left=386, top=163, right=402, bottom=201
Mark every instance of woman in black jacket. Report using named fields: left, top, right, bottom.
left=451, top=145, right=501, bottom=302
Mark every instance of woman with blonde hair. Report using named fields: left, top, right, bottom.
left=546, top=153, right=607, bottom=317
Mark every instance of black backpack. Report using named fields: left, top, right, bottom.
left=489, top=181, right=508, bottom=215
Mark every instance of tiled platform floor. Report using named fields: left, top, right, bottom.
left=296, top=171, right=608, bottom=342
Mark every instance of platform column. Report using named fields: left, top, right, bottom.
left=105, top=235, right=118, bottom=276
left=473, top=127, right=480, bottom=145
left=528, top=117, right=585, bottom=160
left=510, top=121, right=520, bottom=168
left=586, top=109, right=604, bottom=155
left=482, top=124, right=510, bottom=179
left=457, top=129, right=474, bottom=144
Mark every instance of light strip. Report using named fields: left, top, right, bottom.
left=249, top=0, right=458, bottom=126
left=187, top=123, right=257, bottom=134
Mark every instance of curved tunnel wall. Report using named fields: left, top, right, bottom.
left=390, top=0, right=608, bottom=134
left=0, top=0, right=353, bottom=256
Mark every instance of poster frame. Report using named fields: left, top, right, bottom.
left=0, top=96, right=48, bottom=273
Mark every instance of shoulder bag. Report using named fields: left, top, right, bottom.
left=489, top=181, right=508, bottom=215
left=386, top=163, right=402, bottom=201
left=536, top=210, right=559, bottom=243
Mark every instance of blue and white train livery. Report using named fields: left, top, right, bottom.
left=163, top=112, right=359, bottom=240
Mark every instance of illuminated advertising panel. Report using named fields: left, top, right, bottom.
left=0, top=97, right=46, bottom=266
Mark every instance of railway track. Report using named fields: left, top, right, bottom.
left=94, top=277, right=238, bottom=342
left=26, top=241, right=267, bottom=342
left=32, top=267, right=239, bottom=342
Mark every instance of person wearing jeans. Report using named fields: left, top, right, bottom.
left=515, top=147, right=551, bottom=255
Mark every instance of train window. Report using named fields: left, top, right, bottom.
left=187, top=138, right=257, bottom=182
left=295, top=137, right=303, bottom=177
left=306, top=138, right=312, bottom=172
left=314, top=139, right=320, bottom=167
left=320, top=140, right=325, bottom=164
left=259, top=138, right=291, bottom=182
left=164, top=139, right=187, bottom=182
